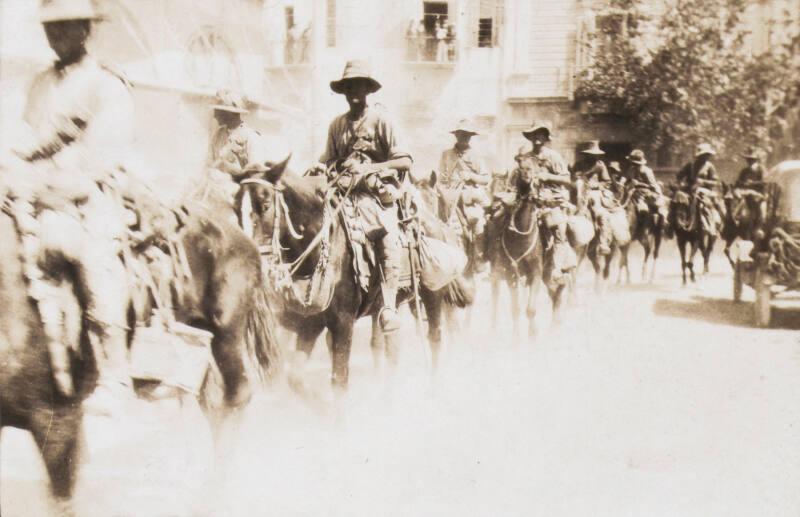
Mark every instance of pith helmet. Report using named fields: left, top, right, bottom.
left=581, top=140, right=605, bottom=155
left=39, top=0, right=100, bottom=23
left=451, top=119, right=479, bottom=136
left=695, top=143, right=716, bottom=158
left=212, top=89, right=249, bottom=114
left=522, top=122, right=552, bottom=142
left=627, top=149, right=647, bottom=165
left=330, top=60, right=382, bottom=94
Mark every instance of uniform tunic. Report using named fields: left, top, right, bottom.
left=320, top=106, right=411, bottom=285
left=438, top=146, right=487, bottom=188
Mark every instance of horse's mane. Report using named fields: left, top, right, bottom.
left=280, top=172, right=326, bottom=210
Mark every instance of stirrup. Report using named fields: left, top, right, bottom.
left=378, top=307, right=400, bottom=333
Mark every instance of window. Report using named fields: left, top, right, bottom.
left=326, top=0, right=336, bottom=47
left=284, top=6, right=295, bottom=31
left=478, top=18, right=493, bottom=47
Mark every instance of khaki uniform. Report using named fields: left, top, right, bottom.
left=320, top=106, right=411, bottom=292
left=17, top=55, right=134, bottom=388
left=525, top=147, right=576, bottom=276
left=676, top=160, right=725, bottom=229
left=581, top=160, right=614, bottom=252
left=438, top=146, right=491, bottom=233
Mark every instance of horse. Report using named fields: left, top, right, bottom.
left=623, top=185, right=666, bottom=283
left=581, top=185, right=632, bottom=291
left=0, top=177, right=280, bottom=512
left=668, top=186, right=718, bottom=284
left=242, top=166, right=471, bottom=390
left=485, top=166, right=565, bottom=339
left=0, top=209, right=96, bottom=515
left=414, top=170, right=484, bottom=334
left=721, top=183, right=766, bottom=268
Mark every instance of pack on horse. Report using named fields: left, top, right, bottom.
left=242, top=161, right=471, bottom=388
left=414, top=170, right=483, bottom=334
left=0, top=167, right=281, bottom=513
left=485, top=159, right=567, bottom=339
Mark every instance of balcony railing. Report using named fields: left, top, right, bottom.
left=404, top=35, right=458, bottom=64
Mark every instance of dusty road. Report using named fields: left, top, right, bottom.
left=3, top=248, right=800, bottom=517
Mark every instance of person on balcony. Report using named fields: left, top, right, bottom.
left=435, top=18, right=448, bottom=62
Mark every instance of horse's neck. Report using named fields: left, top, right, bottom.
left=0, top=214, right=35, bottom=346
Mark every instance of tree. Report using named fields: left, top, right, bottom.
left=575, top=0, right=800, bottom=166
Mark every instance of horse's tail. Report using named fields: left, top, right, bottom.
left=246, top=283, right=283, bottom=382
left=443, top=274, right=475, bottom=308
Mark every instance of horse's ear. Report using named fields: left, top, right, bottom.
left=263, top=154, right=292, bottom=183
left=429, top=170, right=438, bottom=187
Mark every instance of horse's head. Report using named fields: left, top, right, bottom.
left=242, top=155, right=326, bottom=254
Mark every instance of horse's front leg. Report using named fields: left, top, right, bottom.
left=678, top=236, right=688, bottom=286
left=704, top=236, right=716, bottom=275
left=526, top=274, right=542, bottom=338
left=370, top=314, right=385, bottom=373
left=641, top=238, right=651, bottom=283
left=329, top=316, right=356, bottom=393
left=420, top=287, right=443, bottom=371
left=508, top=278, right=521, bottom=342
left=490, top=271, right=501, bottom=329
left=30, top=407, right=82, bottom=512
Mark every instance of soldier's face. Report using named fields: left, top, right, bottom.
left=342, top=80, right=370, bottom=110
left=43, top=20, right=91, bottom=62
left=454, top=132, right=473, bottom=147
left=214, top=110, right=241, bottom=128
left=530, top=131, right=548, bottom=151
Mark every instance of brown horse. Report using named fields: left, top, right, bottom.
left=721, top=183, right=768, bottom=268
left=0, top=190, right=279, bottom=512
left=622, top=186, right=666, bottom=283
left=0, top=209, right=96, bottom=515
left=668, top=187, right=718, bottom=284
left=243, top=167, right=471, bottom=389
left=414, top=171, right=482, bottom=334
left=485, top=168, right=565, bottom=339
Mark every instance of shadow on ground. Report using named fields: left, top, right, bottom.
left=653, top=295, right=800, bottom=330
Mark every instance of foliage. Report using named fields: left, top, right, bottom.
left=575, top=0, right=800, bottom=165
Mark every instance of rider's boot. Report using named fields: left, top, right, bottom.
left=378, top=234, right=402, bottom=334
left=596, top=214, right=612, bottom=255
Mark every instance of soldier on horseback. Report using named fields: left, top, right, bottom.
left=4, top=0, right=135, bottom=413
left=626, top=149, right=669, bottom=228
left=517, top=122, right=576, bottom=283
left=675, top=143, right=726, bottom=233
left=576, top=141, right=614, bottom=255
left=313, top=60, right=412, bottom=333
left=733, top=146, right=767, bottom=226
left=437, top=119, right=491, bottom=263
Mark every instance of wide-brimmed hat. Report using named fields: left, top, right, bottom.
left=741, top=146, right=760, bottom=160
left=522, top=122, right=552, bottom=141
left=627, top=149, right=647, bottom=165
left=39, top=0, right=100, bottom=23
left=608, top=160, right=621, bottom=172
left=451, top=119, right=479, bottom=136
left=330, top=60, right=382, bottom=94
left=211, top=89, right=249, bottom=114
left=581, top=140, right=605, bottom=155
left=695, top=143, right=716, bottom=158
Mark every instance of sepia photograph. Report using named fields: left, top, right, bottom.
left=1, top=0, right=799, bottom=515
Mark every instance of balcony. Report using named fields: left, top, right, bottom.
left=403, top=34, right=458, bottom=67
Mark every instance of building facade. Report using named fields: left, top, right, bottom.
left=263, top=0, right=799, bottom=176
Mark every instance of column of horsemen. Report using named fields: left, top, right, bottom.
left=1, top=0, right=771, bottom=415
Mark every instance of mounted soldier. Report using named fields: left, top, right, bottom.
left=3, top=0, right=135, bottom=413
left=207, top=89, right=263, bottom=232
left=607, top=160, right=627, bottom=198
left=675, top=143, right=726, bottom=233
left=732, top=146, right=767, bottom=225
left=437, top=119, right=491, bottom=264
left=626, top=149, right=669, bottom=226
left=310, top=60, right=413, bottom=333
left=517, top=122, right=577, bottom=284
left=575, top=141, right=613, bottom=255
